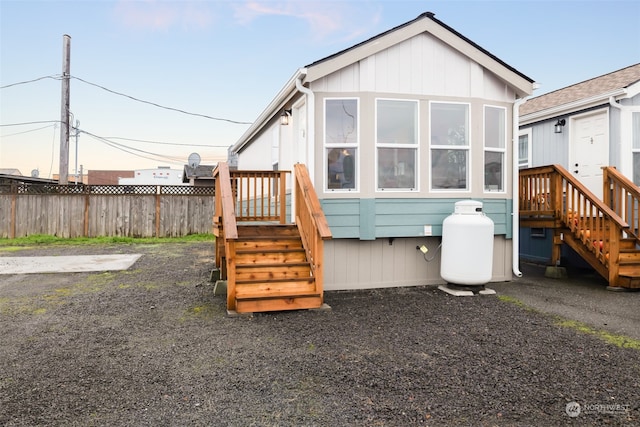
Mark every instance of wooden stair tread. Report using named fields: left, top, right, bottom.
left=236, top=289, right=321, bottom=300
left=237, top=276, right=314, bottom=285
left=236, top=248, right=304, bottom=254
left=236, top=263, right=310, bottom=271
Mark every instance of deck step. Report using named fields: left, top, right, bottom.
left=617, top=275, right=640, bottom=289
left=236, top=263, right=311, bottom=281
left=235, top=293, right=323, bottom=313
left=236, top=284, right=317, bottom=299
left=235, top=249, right=307, bottom=265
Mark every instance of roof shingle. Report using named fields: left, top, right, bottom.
left=520, top=63, right=640, bottom=116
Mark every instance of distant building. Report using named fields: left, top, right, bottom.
left=0, top=168, right=23, bottom=176
left=0, top=173, right=56, bottom=186
left=52, top=174, right=88, bottom=184
left=88, top=170, right=135, bottom=185
left=182, top=164, right=215, bottom=187
left=119, top=167, right=185, bottom=186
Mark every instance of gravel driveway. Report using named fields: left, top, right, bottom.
left=1, top=242, right=638, bottom=426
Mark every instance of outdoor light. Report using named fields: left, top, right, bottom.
left=554, top=118, right=566, bottom=134
left=280, top=109, right=292, bottom=126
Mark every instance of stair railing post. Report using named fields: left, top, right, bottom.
left=279, top=170, right=287, bottom=224
left=607, top=216, right=621, bottom=287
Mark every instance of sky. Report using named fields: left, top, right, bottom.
left=1, top=0, right=639, bottom=179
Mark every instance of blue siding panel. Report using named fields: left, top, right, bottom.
left=359, top=199, right=376, bottom=240
left=321, top=197, right=513, bottom=240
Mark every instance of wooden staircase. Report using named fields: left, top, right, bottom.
left=233, top=224, right=322, bottom=313
left=520, top=164, right=640, bottom=289
left=213, top=163, right=332, bottom=314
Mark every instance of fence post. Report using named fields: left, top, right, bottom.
left=10, top=182, right=17, bottom=239
left=84, top=187, right=90, bottom=237
left=155, top=189, right=161, bottom=238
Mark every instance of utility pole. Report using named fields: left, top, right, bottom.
left=58, top=34, right=71, bottom=185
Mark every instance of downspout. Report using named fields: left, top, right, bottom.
left=292, top=72, right=315, bottom=223
left=609, top=96, right=623, bottom=171
left=295, top=75, right=315, bottom=179
left=512, top=97, right=527, bottom=278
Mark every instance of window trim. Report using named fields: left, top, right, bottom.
left=518, top=128, right=533, bottom=169
left=375, top=97, right=420, bottom=193
left=323, top=97, right=360, bottom=192
left=483, top=104, right=507, bottom=193
left=429, top=101, right=471, bottom=192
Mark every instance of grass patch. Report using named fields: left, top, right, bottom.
left=497, top=294, right=528, bottom=309
left=0, top=233, right=214, bottom=247
left=182, top=303, right=221, bottom=321
left=555, top=319, right=640, bottom=350
left=0, top=246, right=35, bottom=252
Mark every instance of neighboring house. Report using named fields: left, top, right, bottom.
left=519, top=63, right=640, bottom=264
left=182, top=164, right=215, bottom=187
left=229, top=12, right=535, bottom=290
left=0, top=173, right=56, bottom=187
left=119, top=167, right=185, bottom=186
left=0, top=168, right=23, bottom=176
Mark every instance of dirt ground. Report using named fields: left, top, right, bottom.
left=0, top=241, right=638, bottom=426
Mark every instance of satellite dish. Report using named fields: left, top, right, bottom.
left=31, top=169, right=39, bottom=178
left=188, top=152, right=201, bottom=168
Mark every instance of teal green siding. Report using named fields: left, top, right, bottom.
left=321, top=198, right=513, bottom=240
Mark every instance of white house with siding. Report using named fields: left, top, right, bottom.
left=518, top=63, right=640, bottom=264
left=229, top=12, right=536, bottom=290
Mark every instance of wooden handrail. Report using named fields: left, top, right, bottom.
left=213, top=162, right=238, bottom=310
left=603, top=166, right=640, bottom=242
left=294, top=164, right=332, bottom=297
left=213, top=163, right=238, bottom=240
left=520, top=165, right=627, bottom=227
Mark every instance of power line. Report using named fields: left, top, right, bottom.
left=0, top=120, right=63, bottom=127
left=103, top=135, right=231, bottom=148
left=81, top=130, right=187, bottom=165
left=0, top=75, right=61, bottom=90
left=1, top=123, right=57, bottom=137
left=71, top=75, right=253, bottom=125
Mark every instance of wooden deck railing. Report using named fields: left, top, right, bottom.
left=520, top=164, right=629, bottom=284
left=603, top=166, right=640, bottom=242
left=230, top=169, right=289, bottom=224
left=293, top=164, right=332, bottom=295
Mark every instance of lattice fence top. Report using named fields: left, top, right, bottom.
left=0, top=183, right=215, bottom=195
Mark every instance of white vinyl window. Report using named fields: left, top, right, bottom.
left=325, top=98, right=358, bottom=191
left=519, top=128, right=532, bottom=169
left=430, top=102, right=470, bottom=190
left=484, top=105, right=506, bottom=192
left=376, top=99, right=418, bottom=191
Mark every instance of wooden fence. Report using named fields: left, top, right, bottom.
left=0, top=183, right=215, bottom=238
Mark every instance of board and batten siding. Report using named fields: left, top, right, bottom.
left=324, top=235, right=512, bottom=291
left=311, top=33, right=516, bottom=102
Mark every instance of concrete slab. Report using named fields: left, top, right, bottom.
left=438, top=284, right=496, bottom=297
left=438, top=284, right=474, bottom=296
left=0, top=254, right=142, bottom=274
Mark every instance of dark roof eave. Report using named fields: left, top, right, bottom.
left=306, top=11, right=534, bottom=85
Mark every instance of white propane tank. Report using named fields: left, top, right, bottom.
left=440, top=200, right=494, bottom=285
